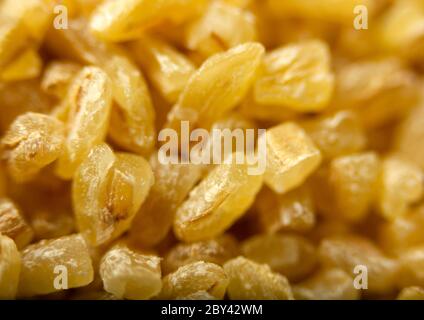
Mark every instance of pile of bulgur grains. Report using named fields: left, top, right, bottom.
left=1, top=0, right=424, bottom=300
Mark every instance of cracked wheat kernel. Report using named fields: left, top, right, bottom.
left=73, top=143, right=154, bottom=246
left=159, top=261, right=228, bottom=300
left=46, top=20, right=157, bottom=156
left=18, top=234, right=93, bottom=297
left=379, top=205, right=424, bottom=255
left=0, top=17, right=28, bottom=70
left=100, top=244, right=162, bottom=300
left=319, top=235, right=399, bottom=295
left=239, top=91, right=299, bottom=122
left=41, top=61, right=81, bottom=99
left=105, top=51, right=156, bottom=156
left=90, top=0, right=207, bottom=42
left=129, top=158, right=202, bottom=248
left=254, top=40, right=334, bottom=112
left=0, top=234, right=21, bottom=299
left=378, top=0, right=424, bottom=65
left=162, top=234, right=239, bottom=274
left=0, top=0, right=51, bottom=44
left=165, top=42, right=264, bottom=131
left=0, top=198, right=33, bottom=249
left=339, top=153, right=381, bottom=219
left=186, top=1, right=257, bottom=57
left=264, top=122, right=322, bottom=194
left=378, top=156, right=423, bottom=220
left=0, top=48, right=42, bottom=82
left=300, top=111, right=366, bottom=160
left=331, top=58, right=419, bottom=129
left=241, top=234, right=317, bottom=282
left=255, top=186, right=315, bottom=233
left=56, top=66, right=113, bottom=179
left=129, top=35, right=196, bottom=104
left=224, top=256, right=293, bottom=300
left=396, top=102, right=424, bottom=170
left=311, top=152, right=380, bottom=222
left=173, top=153, right=263, bottom=242
left=329, top=152, right=380, bottom=222
left=1, top=112, right=64, bottom=182
left=293, top=268, right=359, bottom=300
